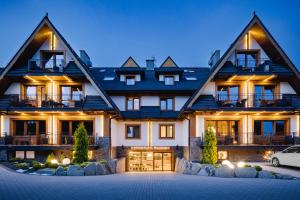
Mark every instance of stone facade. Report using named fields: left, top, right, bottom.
left=95, top=137, right=110, bottom=161
left=0, top=150, right=7, bottom=161
left=190, top=137, right=203, bottom=162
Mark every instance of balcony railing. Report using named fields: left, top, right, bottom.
left=236, top=58, right=272, bottom=72
left=9, top=94, right=84, bottom=108
left=215, top=93, right=292, bottom=108
left=28, top=59, right=66, bottom=73
left=1, top=134, right=95, bottom=145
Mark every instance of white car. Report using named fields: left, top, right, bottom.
left=271, top=145, right=300, bottom=167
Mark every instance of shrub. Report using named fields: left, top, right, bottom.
left=99, top=159, right=107, bottom=164
left=254, top=165, right=263, bottom=172
left=202, top=126, right=218, bottom=165
left=45, top=153, right=56, bottom=165
left=73, top=123, right=89, bottom=164
left=59, top=153, right=66, bottom=163
left=31, top=161, right=42, bottom=170
left=15, top=162, right=29, bottom=170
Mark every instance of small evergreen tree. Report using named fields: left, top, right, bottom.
left=73, top=123, right=89, bottom=163
left=202, top=126, right=218, bottom=165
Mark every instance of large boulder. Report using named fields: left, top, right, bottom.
left=215, top=165, right=235, bottom=178
left=67, top=165, right=84, bottom=176
left=84, top=163, right=97, bottom=176
left=96, top=163, right=110, bottom=175
left=116, top=158, right=126, bottom=173
left=258, top=170, right=275, bottom=179
left=177, top=158, right=185, bottom=173
left=107, top=159, right=117, bottom=174
left=55, top=166, right=66, bottom=176
left=199, top=164, right=215, bottom=176
left=174, top=157, right=180, bottom=172
left=182, top=160, right=193, bottom=174
left=234, top=167, right=257, bottom=178
left=197, top=168, right=209, bottom=176
left=36, top=168, right=55, bottom=176
left=190, top=163, right=202, bottom=175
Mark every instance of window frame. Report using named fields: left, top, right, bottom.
left=126, top=97, right=140, bottom=111
left=254, top=120, right=287, bottom=136
left=125, top=124, right=141, bottom=139
left=159, top=124, right=175, bottom=139
left=235, top=49, right=260, bottom=68
left=12, top=120, right=47, bottom=136
left=125, top=75, right=136, bottom=85
left=164, top=75, right=175, bottom=85
left=160, top=97, right=174, bottom=111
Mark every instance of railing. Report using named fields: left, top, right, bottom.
left=236, top=58, right=272, bottom=72
left=28, top=59, right=66, bottom=73
left=215, top=93, right=292, bottom=108
left=0, top=134, right=95, bottom=145
left=9, top=94, right=84, bottom=108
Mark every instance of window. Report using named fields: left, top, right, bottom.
left=126, top=97, right=140, bottom=111
left=236, top=50, right=259, bottom=68
left=160, top=125, right=174, bottom=139
left=217, top=85, right=239, bottom=101
left=61, top=85, right=83, bottom=106
left=164, top=76, right=174, bottom=85
left=160, top=98, right=174, bottom=111
left=61, top=120, right=94, bottom=136
left=126, top=76, right=136, bottom=85
left=206, top=120, right=239, bottom=144
left=126, top=125, right=140, bottom=139
left=254, top=120, right=286, bottom=136
left=13, top=120, right=46, bottom=136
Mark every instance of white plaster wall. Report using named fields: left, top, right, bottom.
left=111, top=119, right=148, bottom=146
left=202, top=82, right=215, bottom=96
left=195, top=115, right=205, bottom=138
left=290, top=115, right=299, bottom=136
left=174, top=96, right=189, bottom=111
left=111, top=96, right=126, bottom=111
left=141, top=96, right=159, bottom=106
left=4, top=82, right=20, bottom=95
left=120, top=75, right=140, bottom=82
left=84, top=82, right=99, bottom=96
left=0, top=115, right=10, bottom=136
left=280, top=82, right=296, bottom=94
left=151, top=120, right=189, bottom=146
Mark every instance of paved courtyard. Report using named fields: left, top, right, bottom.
left=0, top=165, right=300, bottom=200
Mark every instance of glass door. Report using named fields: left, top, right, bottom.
left=128, top=152, right=142, bottom=171
left=141, top=152, right=153, bottom=171
left=154, top=153, right=163, bottom=171
left=162, top=153, right=172, bottom=171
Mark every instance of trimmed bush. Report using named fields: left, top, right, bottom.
left=73, top=123, right=89, bottom=164
left=254, top=165, right=263, bottom=172
left=202, top=126, right=218, bottom=165
left=15, top=162, right=29, bottom=170
left=32, top=161, right=43, bottom=170
left=46, top=153, right=56, bottom=165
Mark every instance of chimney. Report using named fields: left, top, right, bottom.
left=146, top=57, right=156, bottom=70
left=80, top=50, right=92, bottom=67
left=208, top=50, right=220, bottom=67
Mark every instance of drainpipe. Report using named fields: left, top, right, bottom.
left=188, top=116, right=191, bottom=161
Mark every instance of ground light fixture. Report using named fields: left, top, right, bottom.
left=222, top=160, right=235, bottom=169
left=51, top=159, right=58, bottom=165
left=62, top=158, right=71, bottom=165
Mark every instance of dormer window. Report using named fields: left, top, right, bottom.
left=126, top=75, right=136, bottom=85
left=164, top=76, right=174, bottom=85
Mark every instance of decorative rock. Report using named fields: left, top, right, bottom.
left=197, top=168, right=209, bottom=176
left=67, top=165, right=84, bottom=176
left=190, top=163, right=202, bottom=175
left=55, top=166, right=67, bottom=176
left=201, top=164, right=215, bottom=176
left=234, top=167, right=257, bottom=178
left=258, top=170, right=275, bottom=179
left=107, top=159, right=117, bottom=174
left=174, top=157, right=180, bottom=172
left=96, top=163, right=110, bottom=175
left=215, top=165, right=235, bottom=178
left=84, top=163, right=97, bottom=176
left=16, top=169, right=27, bottom=173
left=36, top=168, right=55, bottom=176
left=182, top=160, right=193, bottom=174
left=177, top=158, right=185, bottom=173
left=116, top=158, right=126, bottom=173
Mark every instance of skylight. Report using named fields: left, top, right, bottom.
left=103, top=77, right=115, bottom=81
left=99, top=69, right=106, bottom=72
left=186, top=77, right=197, bottom=81
left=184, top=69, right=195, bottom=73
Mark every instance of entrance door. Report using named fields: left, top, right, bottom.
left=154, top=153, right=163, bottom=171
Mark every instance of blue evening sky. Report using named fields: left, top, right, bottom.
left=0, top=0, right=299, bottom=68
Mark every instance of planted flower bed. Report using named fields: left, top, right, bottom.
left=175, top=158, right=298, bottom=180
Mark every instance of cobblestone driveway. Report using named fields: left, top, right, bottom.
left=0, top=165, right=300, bottom=200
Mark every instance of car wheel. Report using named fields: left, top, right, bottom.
left=272, top=158, right=280, bottom=167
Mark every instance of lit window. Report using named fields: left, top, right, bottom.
left=126, top=97, right=140, bottom=111
left=164, top=76, right=174, bottom=85
left=186, top=77, right=197, bottom=80
left=160, top=125, right=174, bottom=139
left=218, top=151, right=228, bottom=160
left=103, top=77, right=115, bottom=80
left=160, top=98, right=174, bottom=111
left=126, top=76, right=136, bottom=85
left=126, top=125, right=140, bottom=139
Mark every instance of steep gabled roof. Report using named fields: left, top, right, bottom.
left=0, top=15, right=119, bottom=113
left=121, top=56, right=140, bottom=68
left=160, top=56, right=178, bottom=67
left=184, top=14, right=300, bottom=109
